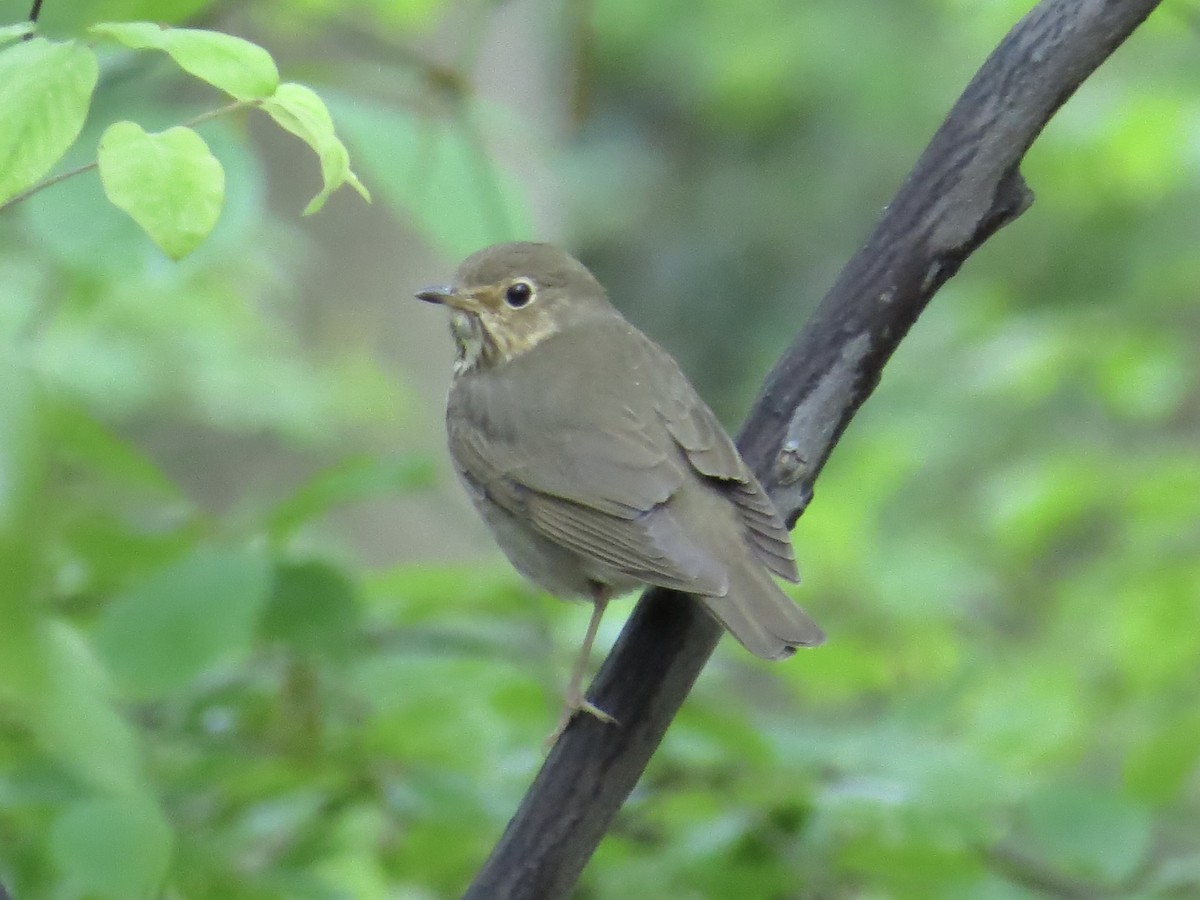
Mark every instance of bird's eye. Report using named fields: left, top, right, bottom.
left=504, top=280, right=534, bottom=309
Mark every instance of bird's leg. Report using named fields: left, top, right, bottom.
left=564, top=590, right=616, bottom=722
left=545, top=586, right=617, bottom=748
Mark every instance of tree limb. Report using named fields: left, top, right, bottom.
left=463, top=1, right=1162, bottom=897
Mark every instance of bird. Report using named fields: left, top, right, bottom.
left=416, top=242, right=824, bottom=742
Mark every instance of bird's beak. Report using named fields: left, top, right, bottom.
left=415, top=285, right=457, bottom=306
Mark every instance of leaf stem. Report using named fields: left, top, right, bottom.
left=0, top=99, right=253, bottom=215
left=0, top=161, right=97, bottom=212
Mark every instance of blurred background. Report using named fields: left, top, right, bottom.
left=1, top=0, right=1199, bottom=897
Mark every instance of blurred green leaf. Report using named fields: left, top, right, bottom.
left=94, top=545, right=271, bottom=697
left=837, top=835, right=980, bottom=898
left=32, top=1, right=216, bottom=33
left=0, top=362, right=40, bottom=529
left=268, top=454, right=434, bottom=539
left=1113, top=569, right=1200, bottom=691
left=0, top=22, right=34, bottom=45
left=259, top=82, right=370, bottom=214
left=46, top=402, right=180, bottom=496
left=0, top=363, right=43, bottom=723
left=260, top=560, right=361, bottom=656
left=0, top=37, right=97, bottom=205
left=30, top=622, right=144, bottom=793
left=89, top=22, right=279, bottom=101
left=97, top=121, right=225, bottom=259
left=1018, top=784, right=1152, bottom=884
left=325, top=94, right=531, bottom=256
left=51, top=793, right=171, bottom=899
left=1124, top=713, right=1200, bottom=806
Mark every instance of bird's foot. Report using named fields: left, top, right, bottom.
left=543, top=691, right=618, bottom=750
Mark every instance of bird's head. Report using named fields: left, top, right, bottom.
left=416, top=242, right=614, bottom=373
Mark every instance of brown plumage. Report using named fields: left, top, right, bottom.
left=417, top=242, right=824, bottom=736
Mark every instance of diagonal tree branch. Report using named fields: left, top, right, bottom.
left=463, top=1, right=1163, bottom=897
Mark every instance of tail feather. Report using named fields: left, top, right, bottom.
left=700, top=563, right=824, bottom=659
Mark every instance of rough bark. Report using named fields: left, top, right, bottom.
left=463, top=1, right=1163, bottom=897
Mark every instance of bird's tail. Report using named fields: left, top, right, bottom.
left=700, top=562, right=824, bottom=660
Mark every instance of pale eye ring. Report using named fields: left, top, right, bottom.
left=504, top=279, right=535, bottom=309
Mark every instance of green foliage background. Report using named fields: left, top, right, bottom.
left=1, top=0, right=1199, bottom=897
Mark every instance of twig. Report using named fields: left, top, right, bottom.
left=0, top=100, right=250, bottom=214
left=23, top=0, right=43, bottom=40
left=462, top=1, right=1163, bottom=898
left=0, top=161, right=98, bottom=211
left=982, top=841, right=1123, bottom=898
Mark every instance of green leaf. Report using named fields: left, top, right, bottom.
left=51, top=794, right=171, bottom=900
left=0, top=23, right=34, bottom=46
left=46, top=402, right=180, bottom=497
left=259, top=82, right=371, bottom=214
left=1124, top=713, right=1200, bottom=806
left=0, top=38, right=98, bottom=205
left=94, top=545, right=271, bottom=698
left=268, top=454, right=434, bottom=538
left=0, top=361, right=40, bottom=529
left=1019, top=784, right=1152, bottom=884
left=0, top=364, right=43, bottom=710
left=89, top=22, right=278, bottom=100
left=30, top=622, right=144, bottom=793
left=325, top=94, right=531, bottom=257
left=97, top=121, right=225, bottom=259
left=259, top=561, right=361, bottom=657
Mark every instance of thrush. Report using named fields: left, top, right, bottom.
left=417, top=242, right=824, bottom=742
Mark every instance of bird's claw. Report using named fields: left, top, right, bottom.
left=543, top=692, right=618, bottom=750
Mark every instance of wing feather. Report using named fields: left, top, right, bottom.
left=446, top=317, right=798, bottom=593
left=527, top=495, right=727, bottom=594
left=654, top=350, right=800, bottom=583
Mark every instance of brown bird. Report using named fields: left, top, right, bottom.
left=417, top=242, right=823, bottom=741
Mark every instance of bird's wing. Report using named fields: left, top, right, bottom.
left=447, top=319, right=795, bottom=592
left=649, top=342, right=800, bottom=583
left=447, top=373, right=728, bottom=595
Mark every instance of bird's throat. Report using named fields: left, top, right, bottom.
left=450, top=311, right=493, bottom=374
left=449, top=309, right=560, bottom=374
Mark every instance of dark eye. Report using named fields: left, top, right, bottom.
left=504, top=280, right=534, bottom=308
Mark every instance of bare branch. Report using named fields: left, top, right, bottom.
left=463, top=2, right=1163, bottom=897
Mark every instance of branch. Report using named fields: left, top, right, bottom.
left=981, top=841, right=1127, bottom=899
left=463, top=1, right=1162, bottom=897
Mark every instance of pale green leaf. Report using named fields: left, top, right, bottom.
left=97, top=121, right=225, bottom=259
left=89, top=21, right=278, bottom=100
left=94, top=545, right=271, bottom=698
left=260, top=82, right=371, bottom=214
left=51, top=794, right=171, bottom=900
left=0, top=38, right=98, bottom=204
left=0, top=22, right=34, bottom=46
